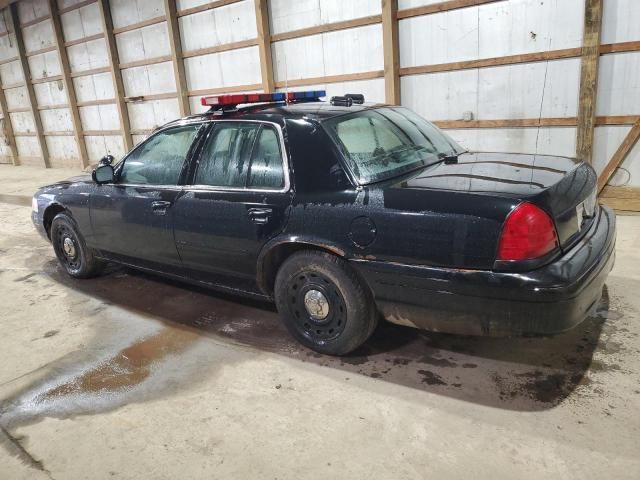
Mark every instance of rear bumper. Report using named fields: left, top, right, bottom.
left=351, top=206, right=616, bottom=336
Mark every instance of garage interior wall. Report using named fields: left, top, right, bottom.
left=0, top=0, right=638, bottom=203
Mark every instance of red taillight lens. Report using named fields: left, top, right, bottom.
left=497, top=202, right=559, bottom=261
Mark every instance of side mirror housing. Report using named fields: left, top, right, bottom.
left=99, top=154, right=115, bottom=166
left=92, top=164, right=115, bottom=185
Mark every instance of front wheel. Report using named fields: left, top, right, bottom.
left=274, top=251, right=378, bottom=355
left=50, top=213, right=104, bottom=278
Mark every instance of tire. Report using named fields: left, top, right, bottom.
left=274, top=250, right=378, bottom=355
left=50, top=213, right=104, bottom=279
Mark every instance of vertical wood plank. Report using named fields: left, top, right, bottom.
left=98, top=0, right=133, bottom=152
left=10, top=3, right=50, bottom=168
left=598, top=120, right=640, bottom=193
left=49, top=0, right=89, bottom=168
left=0, top=82, right=19, bottom=165
left=382, top=0, right=400, bottom=104
left=164, top=0, right=190, bottom=116
left=254, top=0, right=274, bottom=93
left=576, top=0, right=603, bottom=163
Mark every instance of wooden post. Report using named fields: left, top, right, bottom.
left=576, top=0, right=603, bottom=163
left=0, top=84, right=19, bottom=166
left=254, top=0, right=274, bottom=93
left=598, top=120, right=640, bottom=193
left=164, top=0, right=190, bottom=116
left=49, top=0, right=89, bottom=168
left=98, top=0, right=133, bottom=151
left=10, top=4, right=50, bottom=168
left=381, top=0, right=400, bottom=104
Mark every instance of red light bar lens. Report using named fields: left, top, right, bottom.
left=200, top=90, right=325, bottom=108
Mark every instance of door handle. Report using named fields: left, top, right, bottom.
left=248, top=207, right=272, bottom=225
left=151, top=200, right=172, bottom=215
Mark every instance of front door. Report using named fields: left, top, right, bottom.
left=90, top=123, right=202, bottom=271
left=172, top=121, right=293, bottom=292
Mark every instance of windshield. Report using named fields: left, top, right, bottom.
left=323, top=107, right=464, bottom=184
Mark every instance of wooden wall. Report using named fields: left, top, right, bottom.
left=0, top=0, right=638, bottom=204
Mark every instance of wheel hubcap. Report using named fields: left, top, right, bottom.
left=304, top=289, right=330, bottom=320
left=62, top=237, right=76, bottom=257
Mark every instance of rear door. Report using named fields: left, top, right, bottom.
left=172, top=120, right=293, bottom=291
left=90, top=123, right=202, bottom=271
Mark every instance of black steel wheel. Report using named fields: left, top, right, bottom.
left=50, top=213, right=104, bottom=278
left=274, top=251, right=377, bottom=355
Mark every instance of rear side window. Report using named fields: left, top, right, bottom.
left=195, top=122, right=286, bottom=190
left=247, top=126, right=284, bottom=189
left=195, top=122, right=258, bottom=187
left=119, top=124, right=200, bottom=185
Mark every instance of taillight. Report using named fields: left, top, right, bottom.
left=497, top=202, right=559, bottom=261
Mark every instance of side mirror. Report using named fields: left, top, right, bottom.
left=99, top=154, right=115, bottom=166
left=92, top=164, right=115, bottom=185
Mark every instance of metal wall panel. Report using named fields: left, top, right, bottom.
left=272, top=24, right=383, bottom=81
left=269, top=0, right=380, bottom=35
left=179, top=0, right=256, bottom=52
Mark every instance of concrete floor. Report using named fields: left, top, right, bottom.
left=0, top=164, right=638, bottom=480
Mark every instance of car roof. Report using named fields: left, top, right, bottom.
left=160, top=101, right=388, bottom=130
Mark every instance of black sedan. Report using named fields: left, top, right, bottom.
left=32, top=92, right=616, bottom=355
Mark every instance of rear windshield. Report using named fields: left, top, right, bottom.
left=323, top=107, right=464, bottom=184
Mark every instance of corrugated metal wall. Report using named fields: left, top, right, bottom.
left=0, top=0, right=638, bottom=188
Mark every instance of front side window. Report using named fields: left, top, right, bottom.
left=195, top=122, right=286, bottom=190
left=323, top=107, right=464, bottom=184
left=119, top=124, right=200, bottom=185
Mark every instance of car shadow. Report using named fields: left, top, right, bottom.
left=42, top=260, right=615, bottom=412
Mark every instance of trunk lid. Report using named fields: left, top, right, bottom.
left=391, top=152, right=598, bottom=249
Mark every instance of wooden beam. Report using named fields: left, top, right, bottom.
left=112, top=15, right=165, bottom=35
left=31, top=75, right=64, bottom=85
left=400, top=47, right=582, bottom=76
left=124, top=92, right=178, bottom=102
left=434, top=118, right=579, bottom=129
left=576, top=0, right=603, bottom=164
left=274, top=70, right=384, bottom=89
left=98, top=0, right=133, bottom=151
left=599, top=186, right=640, bottom=212
left=381, top=0, right=400, bottom=104
left=397, top=0, right=505, bottom=19
left=270, top=15, right=381, bottom=43
left=20, top=14, right=51, bottom=28
left=119, top=55, right=172, bottom=70
left=164, top=0, right=190, bottom=116
left=177, top=0, right=243, bottom=17
left=77, top=98, right=117, bottom=107
left=599, top=40, right=640, bottom=55
left=0, top=84, right=19, bottom=165
left=188, top=82, right=263, bottom=97
left=64, top=32, right=104, bottom=48
left=59, top=0, right=98, bottom=15
left=596, top=115, right=640, bottom=126
left=254, top=0, right=274, bottom=92
left=182, top=38, right=258, bottom=59
left=69, top=65, right=111, bottom=78
left=597, top=120, right=640, bottom=193
left=10, top=4, right=49, bottom=168
left=49, top=0, right=89, bottom=169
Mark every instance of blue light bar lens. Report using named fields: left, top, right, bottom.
left=272, top=92, right=285, bottom=101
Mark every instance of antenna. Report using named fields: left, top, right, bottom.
left=534, top=36, right=553, bottom=157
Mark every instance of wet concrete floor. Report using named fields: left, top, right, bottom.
left=0, top=166, right=639, bottom=479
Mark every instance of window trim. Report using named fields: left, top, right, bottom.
left=186, top=119, right=291, bottom=194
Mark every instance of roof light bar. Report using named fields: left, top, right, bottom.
left=200, top=90, right=325, bottom=108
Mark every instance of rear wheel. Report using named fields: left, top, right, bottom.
left=51, top=213, right=104, bottom=278
left=274, top=251, right=377, bottom=355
